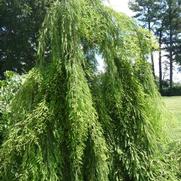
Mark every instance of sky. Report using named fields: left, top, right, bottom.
left=107, top=0, right=134, bottom=16
left=104, top=0, right=181, bottom=83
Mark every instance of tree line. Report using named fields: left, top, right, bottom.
left=129, top=0, right=181, bottom=92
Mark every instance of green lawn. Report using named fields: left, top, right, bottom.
left=163, top=96, right=181, bottom=140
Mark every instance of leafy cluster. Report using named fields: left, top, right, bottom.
left=0, top=71, right=23, bottom=112
left=0, top=0, right=178, bottom=180
left=0, top=71, right=24, bottom=145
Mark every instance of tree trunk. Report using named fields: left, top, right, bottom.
left=148, top=16, right=156, bottom=79
left=169, top=38, right=173, bottom=88
left=159, top=30, right=162, bottom=92
left=169, top=3, right=173, bottom=88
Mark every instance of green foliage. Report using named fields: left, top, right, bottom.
left=162, top=86, right=181, bottom=96
left=129, top=0, right=161, bottom=29
left=0, top=0, right=53, bottom=77
left=0, top=71, right=23, bottom=112
left=0, top=0, right=179, bottom=180
left=0, top=71, right=23, bottom=145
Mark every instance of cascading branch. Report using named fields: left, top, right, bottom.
left=0, top=0, right=178, bottom=180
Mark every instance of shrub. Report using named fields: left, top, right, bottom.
left=161, top=85, right=181, bottom=96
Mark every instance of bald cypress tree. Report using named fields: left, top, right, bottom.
left=0, top=0, right=177, bottom=180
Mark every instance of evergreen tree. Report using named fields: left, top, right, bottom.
left=129, top=0, right=161, bottom=79
left=162, top=0, right=181, bottom=87
left=129, top=0, right=181, bottom=89
left=0, top=0, right=178, bottom=180
left=154, top=0, right=167, bottom=92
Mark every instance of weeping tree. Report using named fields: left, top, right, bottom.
left=0, top=0, right=178, bottom=180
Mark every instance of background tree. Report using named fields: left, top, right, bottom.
left=129, top=0, right=161, bottom=78
left=162, top=0, right=181, bottom=88
left=0, top=0, right=52, bottom=78
left=129, top=0, right=181, bottom=91
left=154, top=0, right=167, bottom=92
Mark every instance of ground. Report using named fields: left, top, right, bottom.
left=163, top=96, right=181, bottom=140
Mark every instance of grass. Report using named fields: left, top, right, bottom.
left=163, top=96, right=181, bottom=141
